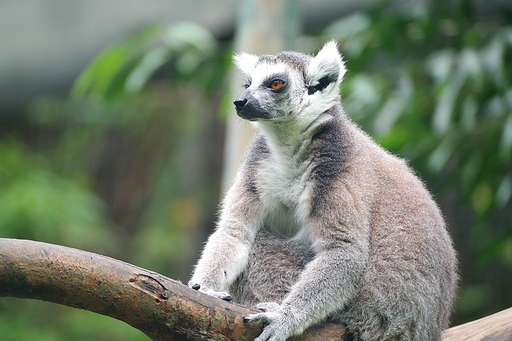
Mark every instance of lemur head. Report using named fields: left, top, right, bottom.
left=233, top=41, right=346, bottom=126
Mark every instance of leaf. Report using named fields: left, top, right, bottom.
left=432, top=70, right=464, bottom=134
left=373, top=74, right=413, bottom=135
left=481, top=36, right=505, bottom=89
left=425, top=49, right=455, bottom=84
left=71, top=42, right=132, bottom=98
left=496, top=174, right=512, bottom=208
left=427, top=136, right=455, bottom=174
left=460, top=152, right=482, bottom=192
left=323, top=13, right=371, bottom=41
left=500, top=113, right=512, bottom=161
left=459, top=48, right=483, bottom=77
left=124, top=46, right=172, bottom=94
left=345, top=74, right=381, bottom=110
left=71, top=25, right=162, bottom=100
left=484, top=95, right=505, bottom=118
left=460, top=96, right=477, bottom=132
left=163, top=21, right=216, bottom=57
left=471, top=182, right=493, bottom=215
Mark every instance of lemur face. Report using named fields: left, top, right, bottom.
left=233, top=61, right=300, bottom=121
left=233, top=41, right=346, bottom=125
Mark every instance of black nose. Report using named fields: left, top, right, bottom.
left=234, top=98, right=247, bottom=109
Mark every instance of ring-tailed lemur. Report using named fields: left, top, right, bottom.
left=189, top=41, right=457, bottom=341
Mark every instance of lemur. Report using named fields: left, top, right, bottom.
left=189, top=41, right=458, bottom=341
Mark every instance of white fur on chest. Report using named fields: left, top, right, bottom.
left=256, top=152, right=314, bottom=240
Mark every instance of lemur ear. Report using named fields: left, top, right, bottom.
left=306, top=41, right=346, bottom=94
left=234, top=52, right=259, bottom=77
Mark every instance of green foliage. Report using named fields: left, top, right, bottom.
left=0, top=20, right=226, bottom=340
left=0, top=299, right=147, bottom=341
left=328, top=0, right=512, bottom=222
left=72, top=22, right=220, bottom=101
left=324, top=0, right=512, bottom=321
left=0, top=140, right=109, bottom=251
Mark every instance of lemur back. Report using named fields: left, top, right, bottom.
left=189, top=41, right=458, bottom=341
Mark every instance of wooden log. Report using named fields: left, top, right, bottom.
left=442, top=307, right=512, bottom=341
left=6, top=237, right=512, bottom=341
left=0, top=238, right=347, bottom=341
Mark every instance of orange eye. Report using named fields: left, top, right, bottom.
left=270, top=80, right=284, bottom=90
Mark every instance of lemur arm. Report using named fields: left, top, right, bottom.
left=189, top=168, right=262, bottom=298
left=246, top=188, right=371, bottom=340
left=247, top=229, right=369, bottom=340
left=283, top=239, right=368, bottom=328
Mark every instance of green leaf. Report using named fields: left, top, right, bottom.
left=500, top=113, right=512, bottom=160
left=373, top=74, right=412, bottom=135
left=344, top=74, right=381, bottom=113
left=496, top=174, right=512, bottom=208
left=71, top=24, right=162, bottom=100
left=163, top=21, right=216, bottom=56
left=460, top=96, right=477, bottom=132
left=124, top=46, right=172, bottom=94
left=484, top=95, right=505, bottom=118
left=460, top=152, right=482, bottom=192
left=427, top=136, right=455, bottom=174
left=459, top=48, right=483, bottom=79
left=471, top=182, right=493, bottom=215
left=481, top=36, right=505, bottom=89
left=323, top=13, right=371, bottom=41
left=432, top=71, right=464, bottom=134
left=426, top=49, right=455, bottom=84
left=71, top=42, right=131, bottom=98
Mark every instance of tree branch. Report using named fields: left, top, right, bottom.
left=442, top=307, right=512, bottom=341
left=0, top=238, right=346, bottom=341
left=3, top=238, right=510, bottom=340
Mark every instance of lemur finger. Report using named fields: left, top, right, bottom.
left=243, top=312, right=269, bottom=324
left=207, top=290, right=232, bottom=301
left=255, top=302, right=280, bottom=312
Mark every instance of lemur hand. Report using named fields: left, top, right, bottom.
left=244, top=302, right=294, bottom=341
left=189, top=283, right=232, bottom=301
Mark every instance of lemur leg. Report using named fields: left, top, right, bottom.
left=230, top=231, right=314, bottom=307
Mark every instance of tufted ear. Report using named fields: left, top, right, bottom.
left=233, top=52, right=259, bottom=77
left=306, top=41, right=346, bottom=93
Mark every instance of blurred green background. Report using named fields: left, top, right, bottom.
left=1, top=0, right=511, bottom=339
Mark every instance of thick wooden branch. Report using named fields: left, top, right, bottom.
left=0, top=238, right=346, bottom=341
left=0, top=238, right=262, bottom=340
left=2, top=238, right=510, bottom=341
left=442, top=307, right=512, bottom=341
